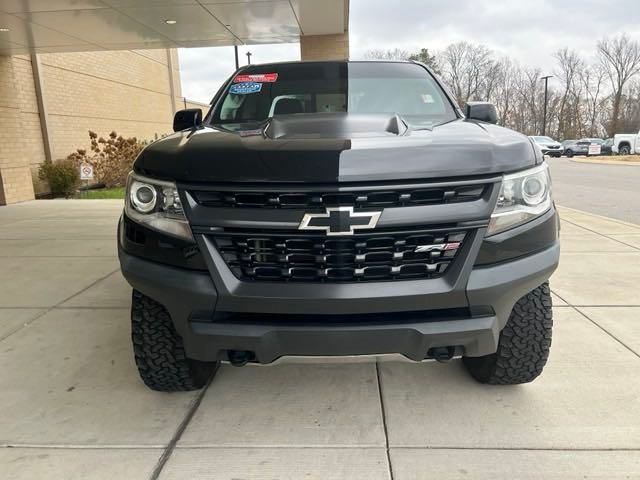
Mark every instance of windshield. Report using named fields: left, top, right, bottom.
left=533, top=136, right=555, bottom=143
left=211, top=62, right=456, bottom=129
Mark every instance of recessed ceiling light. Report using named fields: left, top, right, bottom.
left=164, top=19, right=177, bottom=25
left=0, top=28, right=10, bottom=32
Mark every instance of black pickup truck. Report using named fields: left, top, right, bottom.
left=118, top=61, right=559, bottom=392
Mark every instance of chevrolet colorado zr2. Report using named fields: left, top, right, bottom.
left=118, top=61, right=560, bottom=392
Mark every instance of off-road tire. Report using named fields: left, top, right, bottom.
left=619, top=145, right=631, bottom=155
left=463, top=282, right=553, bottom=385
left=131, top=290, right=218, bottom=392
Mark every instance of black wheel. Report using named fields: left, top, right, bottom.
left=565, top=149, right=574, bottom=158
left=463, top=282, right=553, bottom=385
left=619, top=145, right=631, bottom=155
left=131, top=290, right=219, bottom=392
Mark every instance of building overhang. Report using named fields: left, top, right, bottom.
left=0, top=0, right=348, bottom=55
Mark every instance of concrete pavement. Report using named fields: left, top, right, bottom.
left=549, top=157, right=640, bottom=224
left=1, top=200, right=640, bottom=479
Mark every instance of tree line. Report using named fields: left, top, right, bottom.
left=363, top=34, right=640, bottom=140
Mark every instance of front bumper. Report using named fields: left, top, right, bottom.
left=119, top=208, right=560, bottom=362
left=541, top=148, right=562, bottom=156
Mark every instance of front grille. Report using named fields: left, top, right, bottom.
left=191, top=184, right=487, bottom=210
left=211, top=230, right=467, bottom=283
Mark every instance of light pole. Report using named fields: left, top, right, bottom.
left=246, top=51, right=252, bottom=65
left=234, top=45, right=239, bottom=70
left=541, top=75, right=553, bottom=136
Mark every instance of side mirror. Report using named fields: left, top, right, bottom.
left=465, top=102, right=498, bottom=124
left=173, top=108, right=202, bottom=132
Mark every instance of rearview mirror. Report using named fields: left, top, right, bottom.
left=465, top=102, right=498, bottom=124
left=173, top=108, right=202, bottom=132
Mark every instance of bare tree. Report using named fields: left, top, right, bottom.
left=617, top=79, right=640, bottom=133
left=581, top=64, right=606, bottom=137
left=359, top=36, right=639, bottom=139
left=597, top=34, right=640, bottom=135
left=554, top=48, right=584, bottom=139
left=516, top=67, right=543, bottom=135
left=363, top=48, right=411, bottom=61
left=440, top=41, right=496, bottom=105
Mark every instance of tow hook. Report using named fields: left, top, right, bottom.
left=429, top=346, right=456, bottom=363
left=227, top=350, right=253, bottom=367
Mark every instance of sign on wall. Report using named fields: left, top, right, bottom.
left=80, top=163, right=94, bottom=180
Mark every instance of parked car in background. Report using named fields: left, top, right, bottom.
left=562, top=139, right=589, bottom=157
left=601, top=138, right=614, bottom=156
left=612, top=131, right=640, bottom=155
left=529, top=136, right=563, bottom=157
left=582, top=138, right=604, bottom=156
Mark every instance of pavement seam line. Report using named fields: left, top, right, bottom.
left=562, top=304, right=640, bottom=308
left=53, top=306, right=130, bottom=310
left=0, top=268, right=120, bottom=343
left=148, top=368, right=217, bottom=480
left=375, top=361, right=394, bottom=480
left=387, top=446, right=640, bottom=451
left=3, top=444, right=640, bottom=452
left=550, top=289, right=573, bottom=308
left=0, top=237, right=116, bottom=240
left=171, top=444, right=390, bottom=449
left=559, top=205, right=640, bottom=229
left=561, top=218, right=640, bottom=252
left=550, top=289, right=640, bottom=309
left=572, top=307, right=640, bottom=359
left=0, top=256, right=116, bottom=258
left=0, top=445, right=166, bottom=450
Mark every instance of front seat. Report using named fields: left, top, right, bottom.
left=273, top=98, right=305, bottom=115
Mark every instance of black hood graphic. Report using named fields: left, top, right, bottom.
left=134, top=114, right=540, bottom=184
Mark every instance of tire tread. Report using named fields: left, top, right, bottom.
left=463, top=283, right=553, bottom=385
left=131, top=290, right=215, bottom=392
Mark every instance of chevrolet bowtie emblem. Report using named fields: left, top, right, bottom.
left=298, top=207, right=382, bottom=236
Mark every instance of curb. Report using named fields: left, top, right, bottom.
left=569, top=158, right=640, bottom=166
left=557, top=204, right=640, bottom=229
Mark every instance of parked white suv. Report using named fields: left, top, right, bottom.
left=529, top=136, right=563, bottom=157
left=612, top=131, right=640, bottom=155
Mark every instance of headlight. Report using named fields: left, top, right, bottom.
left=487, top=163, right=552, bottom=236
left=125, top=172, right=193, bottom=241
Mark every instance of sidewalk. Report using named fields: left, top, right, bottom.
left=0, top=200, right=639, bottom=479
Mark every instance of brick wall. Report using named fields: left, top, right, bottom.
left=0, top=48, right=182, bottom=203
left=184, top=99, right=210, bottom=112
left=300, top=33, right=349, bottom=61
left=0, top=55, right=36, bottom=204
left=39, top=49, right=180, bottom=163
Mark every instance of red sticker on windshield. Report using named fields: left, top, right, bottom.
left=234, top=73, right=278, bottom=83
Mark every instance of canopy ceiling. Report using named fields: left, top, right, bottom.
left=0, top=0, right=348, bottom=55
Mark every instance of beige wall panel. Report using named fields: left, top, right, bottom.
left=300, top=33, right=349, bottom=60
left=11, top=56, right=39, bottom=114
left=47, top=115, right=171, bottom=161
left=40, top=50, right=173, bottom=97
left=0, top=57, right=36, bottom=204
left=132, top=49, right=169, bottom=65
left=1, top=48, right=180, bottom=202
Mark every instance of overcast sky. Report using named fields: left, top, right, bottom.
left=179, top=0, right=640, bottom=104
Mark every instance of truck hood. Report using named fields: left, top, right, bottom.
left=134, top=114, right=540, bottom=184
